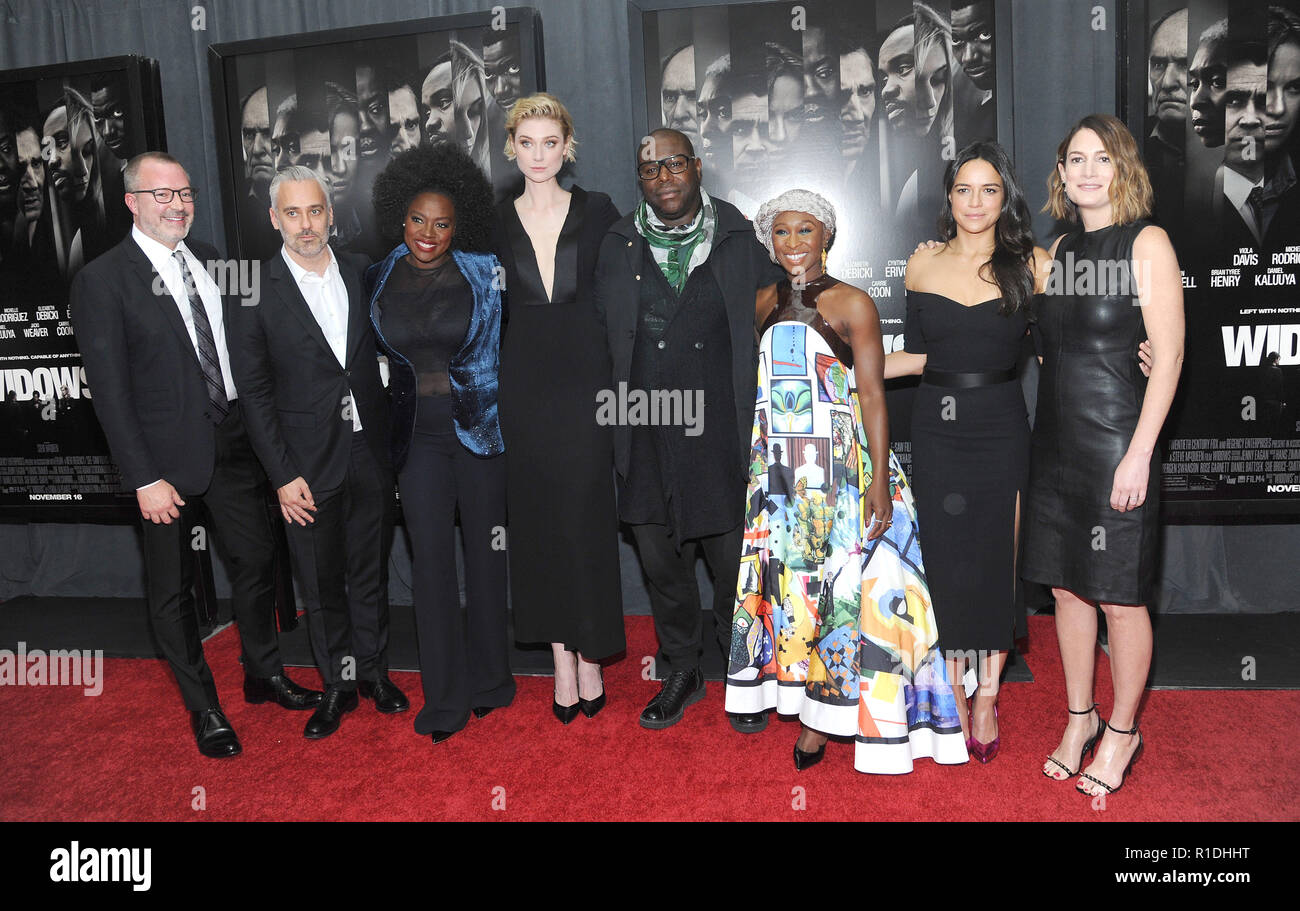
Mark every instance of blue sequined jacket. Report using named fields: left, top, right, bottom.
left=365, top=245, right=505, bottom=470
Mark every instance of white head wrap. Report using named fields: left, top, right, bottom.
left=753, top=189, right=836, bottom=260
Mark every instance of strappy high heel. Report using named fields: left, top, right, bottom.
left=1043, top=703, right=1103, bottom=780
left=1077, top=721, right=1144, bottom=796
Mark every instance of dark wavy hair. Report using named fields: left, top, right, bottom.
left=370, top=141, right=495, bottom=252
left=936, top=140, right=1035, bottom=316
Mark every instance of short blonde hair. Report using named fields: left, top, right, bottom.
left=1044, top=113, right=1153, bottom=224
left=504, top=92, right=578, bottom=162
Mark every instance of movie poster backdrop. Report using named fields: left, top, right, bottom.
left=0, top=56, right=165, bottom=514
left=208, top=8, right=544, bottom=264
left=630, top=0, right=1008, bottom=475
left=1129, top=0, right=1300, bottom=513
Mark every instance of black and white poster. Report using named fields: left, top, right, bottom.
left=209, top=8, right=544, bottom=263
left=0, top=56, right=165, bottom=514
left=1129, top=0, right=1300, bottom=512
left=631, top=0, right=1008, bottom=466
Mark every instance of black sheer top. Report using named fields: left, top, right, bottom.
left=377, top=256, right=473, bottom=397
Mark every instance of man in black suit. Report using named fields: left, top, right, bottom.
left=230, top=165, right=405, bottom=739
left=69, top=151, right=321, bottom=759
left=1213, top=33, right=1300, bottom=257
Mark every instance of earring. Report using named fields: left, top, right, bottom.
left=821, top=248, right=828, bottom=273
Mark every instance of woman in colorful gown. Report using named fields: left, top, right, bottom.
left=885, top=141, right=1049, bottom=761
left=724, top=189, right=968, bottom=774
left=1028, top=114, right=1182, bottom=796
left=493, top=93, right=625, bottom=722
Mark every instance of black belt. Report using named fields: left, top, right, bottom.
left=922, top=367, right=1017, bottom=388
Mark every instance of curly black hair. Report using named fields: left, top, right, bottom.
left=370, top=141, right=495, bottom=252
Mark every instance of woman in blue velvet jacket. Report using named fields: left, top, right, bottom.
left=365, top=143, right=514, bottom=744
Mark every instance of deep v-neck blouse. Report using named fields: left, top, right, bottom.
left=502, top=193, right=580, bottom=306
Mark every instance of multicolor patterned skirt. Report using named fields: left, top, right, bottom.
left=724, top=321, right=968, bottom=773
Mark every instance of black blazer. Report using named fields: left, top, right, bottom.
left=1212, top=164, right=1300, bottom=258
left=69, top=234, right=232, bottom=495
left=230, top=247, right=391, bottom=492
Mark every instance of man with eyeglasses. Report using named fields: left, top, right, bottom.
left=69, top=152, right=322, bottom=760
left=594, top=128, right=783, bottom=732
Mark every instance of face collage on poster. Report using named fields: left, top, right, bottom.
left=225, top=22, right=528, bottom=263
left=642, top=0, right=1000, bottom=336
left=0, top=63, right=157, bottom=505
left=1139, top=0, right=1300, bottom=502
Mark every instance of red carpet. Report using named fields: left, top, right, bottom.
left=2, top=615, right=1297, bottom=821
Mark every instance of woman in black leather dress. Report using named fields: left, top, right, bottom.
left=1027, top=114, right=1183, bottom=797
left=887, top=141, right=1050, bottom=762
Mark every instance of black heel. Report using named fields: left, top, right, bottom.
left=1077, top=720, right=1143, bottom=796
left=578, top=665, right=605, bottom=718
left=553, top=695, right=580, bottom=725
left=1043, top=703, right=1103, bottom=780
left=793, top=730, right=827, bottom=771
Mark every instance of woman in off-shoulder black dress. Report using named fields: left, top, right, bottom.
left=494, top=94, right=625, bottom=723
left=887, top=140, right=1046, bottom=763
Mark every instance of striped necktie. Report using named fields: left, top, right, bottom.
left=172, top=250, right=229, bottom=416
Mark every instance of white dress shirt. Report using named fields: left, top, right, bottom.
left=132, top=226, right=239, bottom=402
left=280, top=246, right=361, bottom=431
left=131, top=226, right=240, bottom=491
left=1222, top=166, right=1265, bottom=244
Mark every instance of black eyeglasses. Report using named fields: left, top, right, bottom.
left=130, top=187, right=198, bottom=203
left=637, top=154, right=695, bottom=181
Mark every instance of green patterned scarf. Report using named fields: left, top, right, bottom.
left=634, top=195, right=714, bottom=293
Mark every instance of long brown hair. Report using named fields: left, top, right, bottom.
left=1043, top=113, right=1153, bottom=225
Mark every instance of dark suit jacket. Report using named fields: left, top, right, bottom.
left=230, top=247, right=391, bottom=492
left=69, top=234, right=231, bottom=494
left=1212, top=163, right=1300, bottom=258
left=593, top=196, right=784, bottom=478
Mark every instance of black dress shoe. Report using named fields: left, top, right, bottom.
left=430, top=730, right=456, bottom=744
left=638, top=667, right=705, bottom=730
left=358, top=676, right=409, bottom=713
left=244, top=673, right=323, bottom=710
left=729, top=711, right=769, bottom=733
left=793, top=741, right=826, bottom=771
left=304, top=687, right=359, bottom=739
left=191, top=709, right=241, bottom=758
left=472, top=706, right=495, bottom=719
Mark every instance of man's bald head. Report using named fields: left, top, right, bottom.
left=638, top=127, right=695, bottom=164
